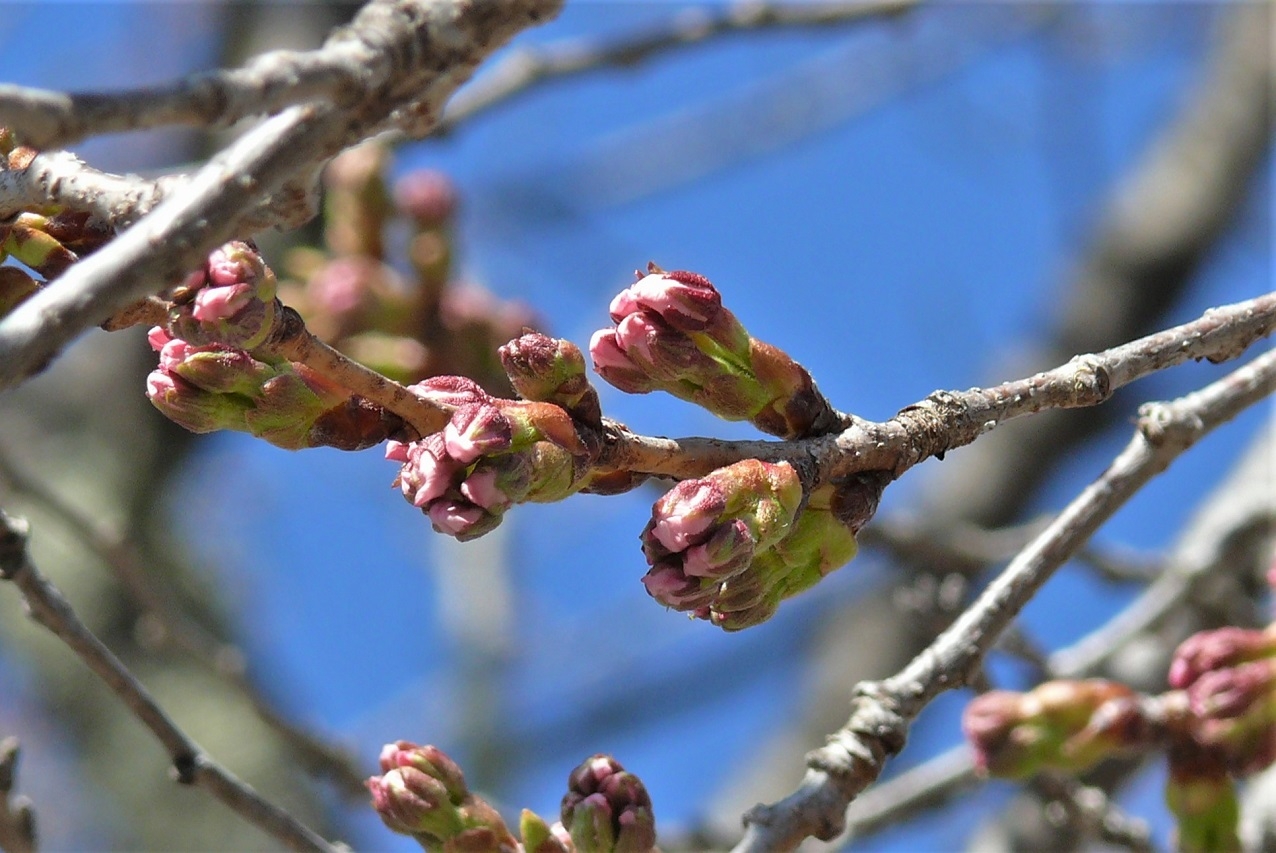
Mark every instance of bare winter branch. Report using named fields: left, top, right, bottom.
left=734, top=347, right=1276, bottom=851
left=0, top=511, right=339, bottom=853
left=601, top=291, right=1276, bottom=482
left=0, top=0, right=562, bottom=390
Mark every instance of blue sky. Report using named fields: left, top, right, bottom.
left=1, top=3, right=1271, bottom=851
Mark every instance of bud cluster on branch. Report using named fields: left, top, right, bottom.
left=367, top=744, right=657, bottom=853
left=963, top=592, right=1276, bottom=852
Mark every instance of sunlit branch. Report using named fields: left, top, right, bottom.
left=733, top=347, right=1276, bottom=851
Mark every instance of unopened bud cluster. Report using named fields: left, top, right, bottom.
left=367, top=741, right=520, bottom=852
left=962, top=680, right=1153, bottom=778
left=368, top=745, right=657, bottom=853
left=640, top=461, right=862, bottom=631
left=558, top=754, right=656, bottom=853
left=590, top=265, right=840, bottom=439
left=147, top=242, right=394, bottom=451
left=387, top=376, right=594, bottom=541
left=962, top=616, right=1276, bottom=851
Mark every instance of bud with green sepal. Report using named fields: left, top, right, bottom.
left=560, top=755, right=657, bottom=853
left=962, top=680, right=1156, bottom=778
left=167, top=241, right=279, bottom=350
left=1186, top=657, right=1276, bottom=776
left=367, top=742, right=519, bottom=852
left=500, top=333, right=603, bottom=429
left=520, top=810, right=574, bottom=853
left=592, top=264, right=841, bottom=439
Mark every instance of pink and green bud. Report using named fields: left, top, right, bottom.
left=499, top=333, right=602, bottom=428
left=641, top=563, right=718, bottom=611
left=0, top=265, right=39, bottom=316
left=609, top=268, right=721, bottom=332
left=409, top=375, right=493, bottom=410
left=593, top=267, right=838, bottom=438
left=367, top=766, right=465, bottom=840
left=445, top=403, right=514, bottom=464
left=146, top=370, right=251, bottom=434
left=1166, top=741, right=1241, bottom=853
left=1187, top=658, right=1276, bottom=775
left=392, top=434, right=463, bottom=507
left=167, top=241, right=278, bottom=349
left=644, top=460, right=802, bottom=564
left=427, top=499, right=502, bottom=542
left=962, top=680, right=1153, bottom=778
left=1170, top=625, right=1276, bottom=689
left=588, top=329, right=661, bottom=395
left=561, top=756, right=656, bottom=853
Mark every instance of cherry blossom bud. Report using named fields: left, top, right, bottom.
left=409, top=375, right=493, bottom=409
left=643, top=460, right=801, bottom=574
left=1187, top=658, right=1276, bottom=775
left=393, top=434, right=463, bottom=508
left=168, top=241, right=278, bottom=349
left=395, top=170, right=458, bottom=227
left=0, top=212, right=78, bottom=278
left=445, top=403, right=514, bottom=464
left=593, top=266, right=838, bottom=438
left=1169, top=625, right=1276, bottom=689
left=378, top=741, right=467, bottom=803
left=427, top=499, right=502, bottom=542
left=367, top=767, right=463, bottom=839
left=963, top=680, right=1153, bottom=778
left=146, top=371, right=251, bottom=434
left=500, top=333, right=602, bottom=428
left=561, top=756, right=656, bottom=853
left=589, top=329, right=661, bottom=395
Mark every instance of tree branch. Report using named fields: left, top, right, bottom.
left=0, top=738, right=35, bottom=853
left=0, top=451, right=368, bottom=800
left=601, top=291, right=1276, bottom=481
left=0, top=511, right=340, bottom=853
left=0, top=0, right=562, bottom=390
left=435, top=0, right=916, bottom=134
left=733, top=347, right=1276, bottom=851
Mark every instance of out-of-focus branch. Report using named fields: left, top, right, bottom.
left=0, top=0, right=561, bottom=390
left=436, top=0, right=916, bottom=134
left=0, top=452, right=368, bottom=800
left=734, top=348, right=1276, bottom=852
left=0, top=511, right=338, bottom=853
left=0, top=738, right=35, bottom=853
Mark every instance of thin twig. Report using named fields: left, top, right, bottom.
left=0, top=512, right=338, bottom=853
left=0, top=453, right=368, bottom=800
left=600, top=291, right=1276, bottom=481
left=733, top=348, right=1276, bottom=851
left=435, top=0, right=916, bottom=134
left=0, top=0, right=563, bottom=391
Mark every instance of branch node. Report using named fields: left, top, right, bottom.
left=170, top=751, right=199, bottom=786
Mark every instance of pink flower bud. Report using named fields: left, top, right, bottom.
left=589, top=329, right=659, bottom=395
left=377, top=742, right=467, bottom=803
left=408, top=375, right=492, bottom=409
left=394, top=434, right=462, bottom=507
left=609, top=270, right=721, bottom=332
left=1170, top=625, right=1276, bottom=689
left=191, top=281, right=254, bottom=322
left=427, top=499, right=500, bottom=541
left=444, top=403, right=513, bottom=464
